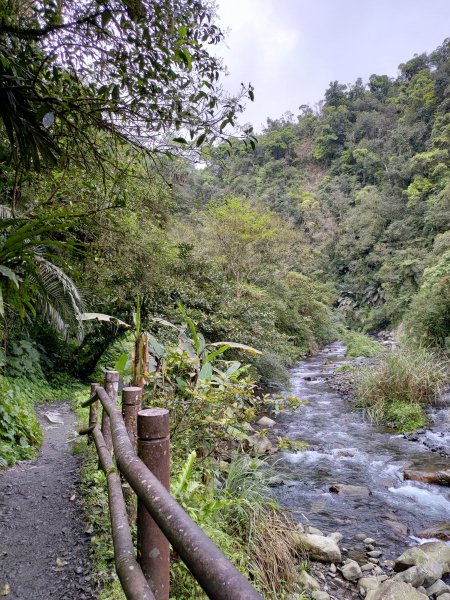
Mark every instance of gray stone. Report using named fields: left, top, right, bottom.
left=327, top=532, right=343, bottom=543
left=361, top=563, right=376, bottom=572
left=367, top=551, right=382, bottom=558
left=392, top=565, right=428, bottom=588
left=416, top=587, right=426, bottom=595
left=256, top=416, right=276, bottom=428
left=365, top=580, right=428, bottom=600
left=395, top=542, right=450, bottom=575
left=358, top=575, right=388, bottom=592
left=340, top=559, right=362, bottom=581
left=439, top=595, right=450, bottom=600
left=329, top=563, right=337, bottom=573
left=247, top=434, right=273, bottom=454
left=311, top=592, right=330, bottom=600
left=364, top=538, right=376, bottom=545
left=308, top=526, right=324, bottom=536
left=298, top=570, right=320, bottom=594
left=330, top=484, right=372, bottom=496
left=368, top=558, right=379, bottom=564
left=294, top=533, right=341, bottom=564
left=426, top=579, right=450, bottom=597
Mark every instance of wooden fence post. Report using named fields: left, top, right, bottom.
left=122, top=386, right=142, bottom=522
left=88, top=383, right=100, bottom=444
left=102, top=370, right=119, bottom=453
left=137, top=408, right=170, bottom=600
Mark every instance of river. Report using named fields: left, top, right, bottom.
left=272, top=342, right=450, bottom=560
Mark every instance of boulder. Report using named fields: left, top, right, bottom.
left=365, top=580, right=428, bottom=600
left=426, top=579, right=450, bottom=597
left=256, top=416, right=276, bottom=428
left=439, top=595, right=450, bottom=600
left=329, top=484, right=372, bottom=496
left=298, top=570, right=320, bottom=594
left=311, top=592, right=330, bottom=600
left=391, top=565, right=428, bottom=588
left=340, top=559, right=362, bottom=581
left=358, top=575, right=388, bottom=592
left=404, top=469, right=450, bottom=486
left=308, top=526, right=324, bottom=535
left=294, top=533, right=341, bottom=564
left=395, top=542, right=450, bottom=576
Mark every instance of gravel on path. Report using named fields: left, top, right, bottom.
left=0, top=403, right=97, bottom=600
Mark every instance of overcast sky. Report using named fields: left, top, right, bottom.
left=214, top=0, right=450, bottom=131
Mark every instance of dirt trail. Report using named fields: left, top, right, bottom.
left=0, top=403, right=96, bottom=599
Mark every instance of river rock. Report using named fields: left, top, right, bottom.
left=246, top=434, right=273, bottom=455
left=311, top=592, right=330, bottom=600
left=418, top=522, right=450, bottom=541
left=367, top=551, right=382, bottom=558
left=308, top=526, right=324, bottom=535
left=365, top=580, right=428, bottom=600
left=329, top=484, right=372, bottom=496
left=358, top=575, right=389, bottom=592
left=395, top=542, right=450, bottom=575
left=361, top=563, right=376, bottom=572
left=256, top=416, right=276, bottom=428
left=340, top=559, right=363, bottom=581
left=404, top=469, right=450, bottom=486
left=391, top=565, right=428, bottom=588
left=438, top=595, right=450, bottom=600
left=298, top=570, right=321, bottom=593
left=327, top=532, right=343, bottom=543
left=426, top=579, right=450, bottom=596
left=294, top=533, right=341, bottom=563
left=364, top=538, right=376, bottom=545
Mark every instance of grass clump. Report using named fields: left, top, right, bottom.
left=355, top=345, right=447, bottom=431
left=341, top=330, right=380, bottom=358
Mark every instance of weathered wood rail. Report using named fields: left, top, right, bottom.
left=81, top=370, right=263, bottom=600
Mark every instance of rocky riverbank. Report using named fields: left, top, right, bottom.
left=291, top=524, right=450, bottom=600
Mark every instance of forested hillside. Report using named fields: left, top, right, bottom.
left=189, top=38, right=450, bottom=349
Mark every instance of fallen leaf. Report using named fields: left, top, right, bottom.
left=56, top=558, right=68, bottom=568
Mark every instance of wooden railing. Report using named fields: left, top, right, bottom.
left=81, top=370, right=263, bottom=600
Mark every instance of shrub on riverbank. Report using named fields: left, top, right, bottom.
left=341, top=330, right=380, bottom=358
left=355, top=345, right=447, bottom=431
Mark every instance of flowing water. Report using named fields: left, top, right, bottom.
left=273, top=342, right=450, bottom=559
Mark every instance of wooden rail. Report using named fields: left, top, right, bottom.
left=81, top=370, right=263, bottom=600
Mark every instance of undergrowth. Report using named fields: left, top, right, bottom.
left=355, top=345, right=448, bottom=431
left=0, top=373, right=85, bottom=468
left=341, top=330, right=380, bottom=358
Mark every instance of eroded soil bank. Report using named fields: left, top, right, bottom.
left=0, top=403, right=96, bottom=600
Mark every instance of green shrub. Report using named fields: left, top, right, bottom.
left=341, top=330, right=380, bottom=358
left=355, top=345, right=447, bottom=431
left=0, top=375, right=43, bottom=467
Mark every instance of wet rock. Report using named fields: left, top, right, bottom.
left=361, top=563, right=376, bottom=572
left=394, top=542, right=450, bottom=576
left=367, top=550, right=382, bottom=558
left=426, top=579, right=450, bottom=596
left=385, top=518, right=408, bottom=537
left=365, top=580, right=428, bottom=600
left=329, top=484, right=372, bottom=496
left=294, top=533, right=341, bottom=564
left=340, top=559, right=362, bottom=581
left=418, top=522, right=450, bottom=542
left=364, top=538, right=376, bottom=545
left=256, top=416, right=276, bottom=428
left=298, top=570, right=320, bottom=593
left=404, top=469, right=450, bottom=486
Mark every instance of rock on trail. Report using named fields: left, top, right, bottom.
left=0, top=403, right=96, bottom=599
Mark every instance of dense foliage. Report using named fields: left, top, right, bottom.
left=192, top=38, right=450, bottom=348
